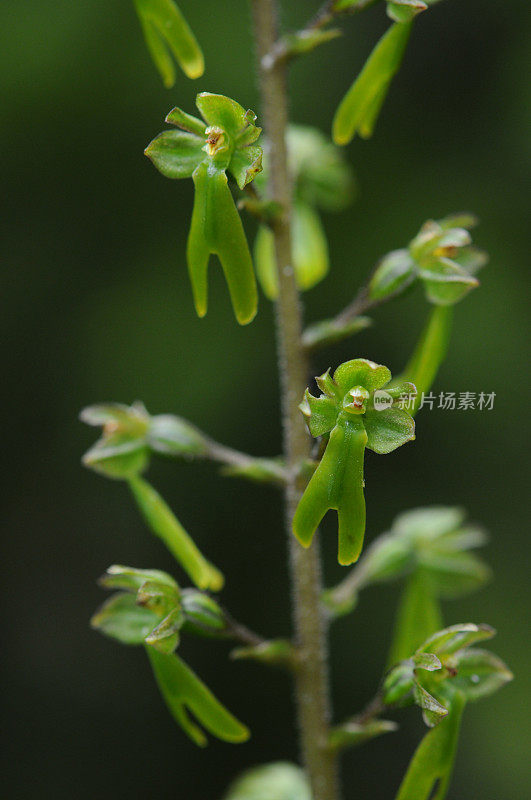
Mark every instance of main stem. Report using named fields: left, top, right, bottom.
left=251, top=2, right=340, bottom=798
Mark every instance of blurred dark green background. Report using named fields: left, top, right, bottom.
left=2, top=1, right=529, bottom=797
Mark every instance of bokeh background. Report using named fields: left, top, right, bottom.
left=2, top=1, right=529, bottom=797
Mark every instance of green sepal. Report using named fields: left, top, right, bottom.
left=328, top=719, right=398, bottom=752
left=419, top=256, right=479, bottom=305
left=419, top=549, right=491, bottom=599
left=436, top=212, right=478, bottom=231
left=98, top=564, right=179, bottom=595
left=255, top=202, right=329, bottom=300
left=450, top=648, right=513, bottom=701
left=180, top=589, right=227, bottom=637
left=387, top=0, right=427, bottom=24
left=147, top=413, right=210, bottom=457
left=410, top=222, right=472, bottom=262
left=395, top=691, right=466, bottom=800
left=364, top=406, right=415, bottom=454
left=187, top=161, right=258, bottom=325
left=293, top=416, right=367, bottom=565
left=91, top=592, right=161, bottom=645
left=82, top=433, right=149, bottom=479
left=332, top=22, right=412, bottom=145
left=393, top=505, right=465, bottom=540
left=302, top=315, right=372, bottom=351
left=368, top=249, right=416, bottom=302
left=128, top=475, right=224, bottom=591
left=417, top=623, right=495, bottom=657
left=144, top=130, right=204, bottom=179
left=144, top=607, right=184, bottom=653
left=134, top=0, right=204, bottom=86
left=146, top=647, right=250, bottom=746
left=224, top=762, right=311, bottom=800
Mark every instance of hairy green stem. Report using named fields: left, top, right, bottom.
left=251, top=1, right=341, bottom=797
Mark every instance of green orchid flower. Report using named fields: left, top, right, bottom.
left=91, top=565, right=249, bottom=746
left=145, top=93, right=262, bottom=324
left=368, top=213, right=486, bottom=307
left=293, top=358, right=416, bottom=565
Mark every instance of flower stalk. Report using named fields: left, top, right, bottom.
left=250, top=0, right=341, bottom=796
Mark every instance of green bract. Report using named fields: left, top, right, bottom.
left=129, top=475, right=224, bottom=591
left=133, top=0, right=204, bottom=86
left=91, top=564, right=249, bottom=746
left=369, top=214, right=485, bottom=306
left=254, top=125, right=354, bottom=299
left=145, top=93, right=262, bottom=324
left=293, top=358, right=416, bottom=565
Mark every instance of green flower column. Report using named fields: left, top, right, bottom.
left=293, top=358, right=416, bottom=565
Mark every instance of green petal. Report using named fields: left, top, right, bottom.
left=364, top=406, right=415, bottom=454
left=451, top=648, right=513, bottom=701
left=229, top=144, right=263, bottom=190
left=128, top=475, right=224, bottom=591
left=82, top=432, right=149, bottom=479
left=254, top=224, right=278, bottom=300
left=368, top=249, right=416, bottom=302
left=188, top=162, right=258, bottom=324
left=387, top=1, right=427, bottom=24
left=419, top=257, right=478, bottom=305
left=224, top=762, right=311, bottom=800
left=144, top=130, right=204, bottom=179
left=292, top=202, right=330, bottom=291
left=147, top=648, right=250, bottom=745
left=91, top=592, right=161, bottom=645
left=99, top=564, right=179, bottom=594
left=332, top=22, right=412, bottom=145
left=418, top=623, right=495, bottom=657
left=165, top=106, right=206, bottom=136
left=135, top=0, right=204, bottom=84
left=333, top=358, right=391, bottom=394
left=395, top=692, right=466, bottom=800
left=300, top=389, right=339, bottom=437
